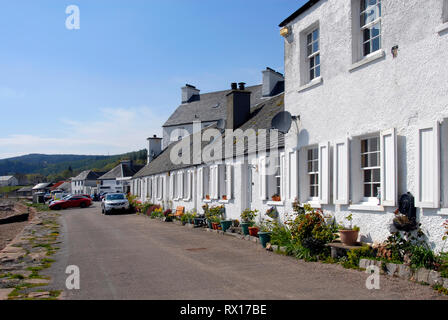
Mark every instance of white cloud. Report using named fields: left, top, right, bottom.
left=0, top=106, right=166, bottom=159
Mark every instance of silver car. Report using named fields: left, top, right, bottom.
left=101, top=193, right=130, bottom=215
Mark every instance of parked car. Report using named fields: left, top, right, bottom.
left=49, top=195, right=92, bottom=210
left=101, top=193, right=129, bottom=215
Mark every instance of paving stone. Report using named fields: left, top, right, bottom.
left=416, top=268, right=430, bottom=284
left=428, top=270, right=443, bottom=286
left=0, top=288, right=14, bottom=300
left=24, top=278, right=50, bottom=285
left=28, top=291, right=50, bottom=299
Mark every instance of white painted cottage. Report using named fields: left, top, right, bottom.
left=279, top=0, right=448, bottom=251
left=132, top=69, right=287, bottom=221
left=0, top=176, right=19, bottom=187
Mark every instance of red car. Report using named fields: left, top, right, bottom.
left=49, top=195, right=92, bottom=210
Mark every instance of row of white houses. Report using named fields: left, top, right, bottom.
left=131, top=0, right=448, bottom=251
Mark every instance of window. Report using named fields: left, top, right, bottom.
left=443, top=0, right=448, bottom=23
left=261, top=153, right=285, bottom=202
left=307, top=28, right=320, bottom=81
left=307, top=148, right=319, bottom=199
left=147, top=178, right=152, bottom=198
left=360, top=0, right=382, bottom=56
left=361, top=137, right=381, bottom=200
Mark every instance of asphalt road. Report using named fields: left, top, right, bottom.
left=44, top=203, right=446, bottom=300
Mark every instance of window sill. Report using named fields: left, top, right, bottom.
left=182, top=198, right=191, bottom=202
left=437, top=208, right=448, bottom=216
left=219, top=199, right=231, bottom=204
left=349, top=50, right=385, bottom=72
left=305, top=201, right=321, bottom=209
left=297, top=76, right=323, bottom=93
left=203, top=199, right=212, bottom=203
left=348, top=204, right=384, bottom=212
left=266, top=201, right=285, bottom=206
left=436, top=22, right=448, bottom=34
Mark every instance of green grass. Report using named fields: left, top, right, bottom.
left=25, top=203, right=50, bottom=212
left=0, top=186, right=23, bottom=193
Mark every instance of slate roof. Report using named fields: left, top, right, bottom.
left=0, top=176, right=15, bottom=181
left=279, top=0, right=320, bottom=27
left=99, top=163, right=145, bottom=180
left=163, top=85, right=264, bottom=127
left=17, top=186, right=33, bottom=192
left=134, top=93, right=285, bottom=178
left=72, top=170, right=106, bottom=181
left=32, top=183, right=52, bottom=190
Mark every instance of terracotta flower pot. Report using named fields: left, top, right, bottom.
left=248, top=227, right=259, bottom=237
left=212, top=222, right=221, bottom=230
left=339, top=230, right=359, bottom=246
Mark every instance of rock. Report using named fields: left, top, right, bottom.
left=271, top=245, right=279, bottom=252
left=29, top=251, right=48, bottom=262
left=416, top=268, right=430, bottom=284
left=386, top=263, right=399, bottom=276
left=250, top=236, right=259, bottom=243
left=397, top=265, right=413, bottom=280
left=279, top=246, right=287, bottom=253
left=244, top=235, right=251, bottom=241
left=0, top=288, right=14, bottom=300
left=0, top=251, right=26, bottom=263
left=28, top=291, right=50, bottom=299
left=428, top=270, right=443, bottom=286
left=359, top=259, right=370, bottom=269
left=443, top=278, right=448, bottom=290
left=266, top=243, right=273, bottom=251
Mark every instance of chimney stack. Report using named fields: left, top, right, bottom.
left=181, top=84, right=200, bottom=103
left=226, top=83, right=251, bottom=130
left=147, top=135, right=162, bottom=164
left=262, top=67, right=284, bottom=97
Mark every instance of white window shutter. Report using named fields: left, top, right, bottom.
left=169, top=175, right=174, bottom=199
left=213, top=165, right=219, bottom=199
left=288, top=150, right=298, bottom=201
left=319, top=141, right=330, bottom=204
left=380, top=128, right=398, bottom=207
left=187, top=171, right=192, bottom=201
left=198, top=168, right=203, bottom=200
left=333, top=138, right=349, bottom=205
left=226, top=164, right=232, bottom=199
left=179, top=172, right=184, bottom=199
left=259, top=157, right=267, bottom=200
left=416, top=122, right=440, bottom=208
left=280, top=153, right=286, bottom=201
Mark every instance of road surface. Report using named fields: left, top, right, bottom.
left=44, top=203, right=446, bottom=300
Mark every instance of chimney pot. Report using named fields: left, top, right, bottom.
left=231, top=83, right=238, bottom=90
left=238, top=82, right=246, bottom=90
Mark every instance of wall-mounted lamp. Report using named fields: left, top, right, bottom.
left=280, top=26, right=291, bottom=38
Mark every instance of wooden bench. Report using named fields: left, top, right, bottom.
left=174, top=206, right=185, bottom=219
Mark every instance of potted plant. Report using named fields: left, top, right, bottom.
left=240, top=209, right=258, bottom=236
left=203, top=204, right=213, bottom=229
left=272, top=194, right=281, bottom=202
left=205, top=194, right=210, bottom=200
left=181, top=213, right=190, bottom=226
left=266, top=207, right=279, bottom=219
left=222, top=195, right=227, bottom=201
left=257, top=219, right=273, bottom=248
left=338, top=214, right=360, bottom=246
left=163, top=209, right=173, bottom=222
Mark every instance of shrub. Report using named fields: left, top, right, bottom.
left=270, top=221, right=292, bottom=247
left=344, top=246, right=376, bottom=269
left=286, top=205, right=334, bottom=255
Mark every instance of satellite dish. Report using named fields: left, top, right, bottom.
left=217, top=119, right=226, bottom=130
left=271, top=111, right=292, bottom=134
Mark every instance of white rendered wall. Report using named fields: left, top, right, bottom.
left=283, top=0, right=448, bottom=251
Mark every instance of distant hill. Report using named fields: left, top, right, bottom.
left=0, top=150, right=148, bottom=180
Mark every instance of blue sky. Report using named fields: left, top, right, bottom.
left=0, top=0, right=304, bottom=159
